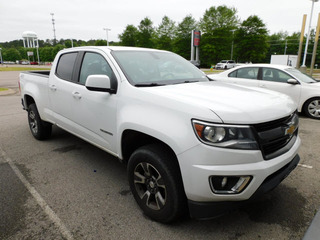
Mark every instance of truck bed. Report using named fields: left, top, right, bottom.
left=23, top=71, right=50, bottom=77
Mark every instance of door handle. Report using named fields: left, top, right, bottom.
left=49, top=85, right=57, bottom=91
left=72, top=91, right=82, bottom=99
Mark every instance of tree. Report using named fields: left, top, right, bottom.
left=94, top=40, right=108, bottom=46
left=137, top=17, right=155, bottom=48
left=173, top=15, right=198, bottom=59
left=119, top=25, right=139, bottom=46
left=235, top=15, right=269, bottom=63
left=199, top=5, right=239, bottom=66
left=3, top=48, right=21, bottom=61
left=52, top=44, right=65, bottom=59
left=154, top=16, right=176, bottom=51
left=39, top=47, right=54, bottom=62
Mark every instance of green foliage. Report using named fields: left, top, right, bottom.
left=200, top=5, right=239, bottom=33
left=137, top=17, right=155, bottom=48
left=235, top=15, right=269, bottom=63
left=199, top=5, right=240, bottom=66
left=94, top=40, right=108, bottom=46
left=3, top=48, right=21, bottom=61
left=39, top=47, right=54, bottom=62
left=154, top=16, right=176, bottom=51
left=119, top=25, right=139, bottom=46
left=52, top=44, right=66, bottom=59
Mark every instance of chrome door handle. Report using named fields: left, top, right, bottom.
left=49, top=85, right=57, bottom=91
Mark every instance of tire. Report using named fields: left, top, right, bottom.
left=224, top=65, right=228, bottom=69
left=127, top=144, right=187, bottom=223
left=27, top=103, right=52, bottom=140
left=303, top=98, right=320, bottom=119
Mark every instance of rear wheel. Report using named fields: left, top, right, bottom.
left=28, top=103, right=52, bottom=140
left=127, top=144, right=187, bottom=223
left=303, top=98, right=320, bottom=119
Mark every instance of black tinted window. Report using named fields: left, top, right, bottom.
left=56, top=52, right=77, bottom=81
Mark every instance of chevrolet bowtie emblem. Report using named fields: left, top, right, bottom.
left=285, top=125, right=296, bottom=136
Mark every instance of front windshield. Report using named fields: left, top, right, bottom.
left=286, top=68, right=317, bottom=83
left=112, top=50, right=208, bottom=86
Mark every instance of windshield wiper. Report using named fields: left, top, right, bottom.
left=134, top=83, right=165, bottom=87
left=183, top=80, right=199, bottom=83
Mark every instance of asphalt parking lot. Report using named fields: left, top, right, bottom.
left=0, top=70, right=319, bottom=240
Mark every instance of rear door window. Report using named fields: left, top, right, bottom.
left=55, top=52, right=78, bottom=81
left=228, top=67, right=259, bottom=79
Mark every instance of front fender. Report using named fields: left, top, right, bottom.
left=117, top=103, right=199, bottom=159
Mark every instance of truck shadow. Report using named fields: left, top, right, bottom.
left=48, top=126, right=308, bottom=238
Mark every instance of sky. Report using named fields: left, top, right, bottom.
left=1, top=0, right=320, bottom=43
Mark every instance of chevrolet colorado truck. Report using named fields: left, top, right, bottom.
left=19, top=46, right=301, bottom=223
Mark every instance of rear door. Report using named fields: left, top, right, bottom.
left=48, top=51, right=80, bottom=132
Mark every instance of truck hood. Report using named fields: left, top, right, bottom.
left=143, top=81, right=296, bottom=124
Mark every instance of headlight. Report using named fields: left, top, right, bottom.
left=192, top=120, right=259, bottom=150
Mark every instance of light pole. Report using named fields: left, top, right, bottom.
left=301, top=0, right=319, bottom=69
left=0, top=48, right=3, bottom=65
left=230, top=29, right=236, bottom=60
left=103, top=28, right=111, bottom=46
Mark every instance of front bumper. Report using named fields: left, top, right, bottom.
left=177, top=135, right=301, bottom=219
left=187, top=154, right=300, bottom=219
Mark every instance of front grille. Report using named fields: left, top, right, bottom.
left=252, top=112, right=299, bottom=160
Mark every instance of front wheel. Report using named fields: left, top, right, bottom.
left=127, top=144, right=187, bottom=223
left=28, top=103, right=52, bottom=140
left=303, top=98, right=320, bottom=119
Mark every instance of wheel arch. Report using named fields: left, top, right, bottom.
left=302, top=96, right=320, bottom=118
left=121, top=129, right=178, bottom=165
left=24, top=94, right=36, bottom=109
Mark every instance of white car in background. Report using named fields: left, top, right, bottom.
left=208, top=64, right=320, bottom=119
left=215, top=60, right=236, bottom=69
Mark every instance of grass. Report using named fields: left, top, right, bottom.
left=0, top=88, right=9, bottom=91
left=0, top=67, right=51, bottom=72
left=202, top=69, right=224, bottom=74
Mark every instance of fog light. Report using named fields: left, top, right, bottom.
left=210, top=176, right=252, bottom=194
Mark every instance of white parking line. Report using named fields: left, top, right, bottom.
left=0, top=147, right=74, bottom=240
left=298, top=163, right=313, bottom=169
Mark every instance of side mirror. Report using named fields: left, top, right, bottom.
left=287, top=79, right=299, bottom=85
left=85, top=75, right=115, bottom=93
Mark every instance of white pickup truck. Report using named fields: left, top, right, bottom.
left=19, top=46, right=300, bottom=223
